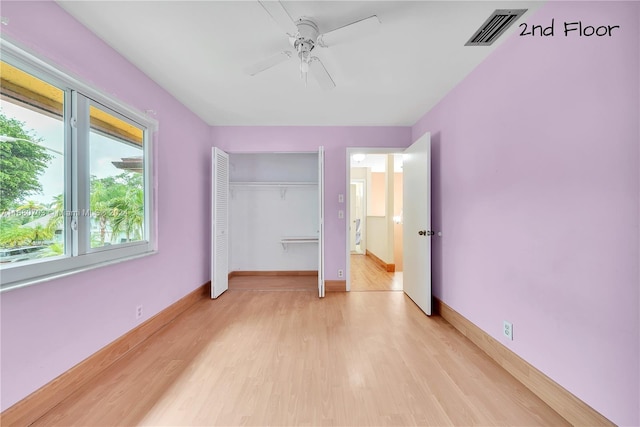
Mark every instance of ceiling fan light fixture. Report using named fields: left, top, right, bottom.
left=298, top=48, right=312, bottom=84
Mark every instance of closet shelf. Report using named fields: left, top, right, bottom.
left=280, top=236, right=319, bottom=250
left=230, top=182, right=317, bottom=199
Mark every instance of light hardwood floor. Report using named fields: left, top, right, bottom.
left=31, top=290, right=568, bottom=426
left=229, top=274, right=318, bottom=291
left=351, top=254, right=403, bottom=291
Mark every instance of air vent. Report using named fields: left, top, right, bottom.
left=465, top=9, right=527, bottom=46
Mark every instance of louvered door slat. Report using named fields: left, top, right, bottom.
left=212, top=148, right=229, bottom=298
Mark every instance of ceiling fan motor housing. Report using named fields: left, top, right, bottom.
left=294, top=19, right=319, bottom=59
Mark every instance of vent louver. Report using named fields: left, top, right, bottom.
left=465, top=9, right=527, bottom=46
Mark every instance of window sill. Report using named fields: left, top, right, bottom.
left=0, top=249, right=158, bottom=293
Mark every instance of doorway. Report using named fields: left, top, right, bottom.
left=346, top=150, right=404, bottom=292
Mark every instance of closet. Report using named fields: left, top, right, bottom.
left=211, top=148, right=325, bottom=299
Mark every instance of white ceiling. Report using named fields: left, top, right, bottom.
left=57, top=1, right=541, bottom=126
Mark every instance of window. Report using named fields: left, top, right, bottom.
left=0, top=40, right=156, bottom=291
left=89, top=104, right=145, bottom=248
left=0, top=61, right=66, bottom=262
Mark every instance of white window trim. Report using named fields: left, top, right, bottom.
left=0, top=38, right=158, bottom=292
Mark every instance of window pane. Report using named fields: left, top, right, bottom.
left=89, top=105, right=144, bottom=248
left=0, top=61, right=66, bottom=265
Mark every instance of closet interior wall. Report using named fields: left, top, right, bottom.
left=228, top=153, right=319, bottom=273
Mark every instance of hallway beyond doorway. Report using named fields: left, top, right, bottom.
left=350, top=254, right=402, bottom=291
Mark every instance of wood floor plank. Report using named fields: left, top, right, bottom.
left=32, top=290, right=569, bottom=426
left=228, top=274, right=317, bottom=291
left=350, top=254, right=403, bottom=291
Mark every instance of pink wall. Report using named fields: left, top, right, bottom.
left=212, top=126, right=412, bottom=280
left=412, top=2, right=639, bottom=425
left=369, top=172, right=386, bottom=216
left=0, top=1, right=212, bottom=410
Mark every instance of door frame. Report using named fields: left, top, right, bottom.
left=345, top=147, right=404, bottom=292
left=213, top=149, right=325, bottom=297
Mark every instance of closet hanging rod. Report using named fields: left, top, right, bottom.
left=230, top=182, right=317, bottom=187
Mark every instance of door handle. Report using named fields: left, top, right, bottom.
left=418, top=230, right=435, bottom=236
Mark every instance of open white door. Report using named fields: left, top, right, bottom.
left=318, top=146, right=325, bottom=297
left=211, top=147, right=229, bottom=299
left=402, top=133, right=432, bottom=315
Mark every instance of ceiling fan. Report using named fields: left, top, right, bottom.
left=246, top=1, right=381, bottom=90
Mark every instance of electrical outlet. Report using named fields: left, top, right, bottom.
left=337, top=269, right=344, bottom=278
left=503, top=320, right=513, bottom=340
left=136, top=305, right=143, bottom=320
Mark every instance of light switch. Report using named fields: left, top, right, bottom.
left=338, top=210, right=344, bottom=219
left=338, top=194, right=344, bottom=203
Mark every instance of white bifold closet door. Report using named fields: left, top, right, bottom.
left=211, top=147, right=229, bottom=299
left=318, top=146, right=325, bottom=297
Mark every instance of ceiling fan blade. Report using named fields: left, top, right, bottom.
left=258, top=1, right=298, bottom=36
left=245, top=51, right=292, bottom=76
left=317, top=15, right=381, bottom=47
left=310, top=57, right=336, bottom=90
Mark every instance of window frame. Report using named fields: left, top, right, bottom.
left=0, top=38, right=158, bottom=292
